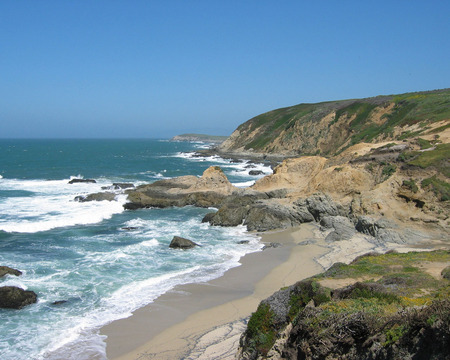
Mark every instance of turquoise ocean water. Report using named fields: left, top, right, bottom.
left=0, top=139, right=271, bottom=360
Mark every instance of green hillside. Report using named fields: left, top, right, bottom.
left=220, top=89, right=450, bottom=156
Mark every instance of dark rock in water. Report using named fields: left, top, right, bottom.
left=101, top=183, right=135, bottom=190
left=245, top=164, right=256, bottom=169
left=52, top=300, right=67, bottom=306
left=201, top=212, right=216, bottom=223
left=121, top=226, right=138, bottom=231
left=169, top=236, right=199, bottom=249
left=237, top=240, right=250, bottom=244
left=74, top=192, right=116, bottom=202
left=0, top=266, right=22, bottom=278
left=68, top=178, right=96, bottom=184
left=0, top=286, right=37, bottom=309
left=249, top=170, right=264, bottom=176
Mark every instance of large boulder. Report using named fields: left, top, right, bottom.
left=320, top=216, right=356, bottom=242
left=0, top=266, right=22, bottom=278
left=169, top=236, right=199, bottom=249
left=304, top=193, right=346, bottom=221
left=0, top=286, right=37, bottom=309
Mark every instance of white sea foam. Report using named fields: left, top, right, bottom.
left=0, top=178, right=127, bottom=233
left=233, top=180, right=257, bottom=188
left=36, top=223, right=261, bottom=360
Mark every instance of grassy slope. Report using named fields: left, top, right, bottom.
left=241, top=250, right=450, bottom=358
left=230, top=89, right=450, bottom=154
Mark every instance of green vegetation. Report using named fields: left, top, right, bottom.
left=408, top=143, right=450, bottom=177
left=232, top=88, right=450, bottom=155
left=243, top=250, right=450, bottom=359
left=382, top=164, right=396, bottom=179
left=244, top=303, right=277, bottom=355
left=416, top=138, right=433, bottom=149
left=402, top=179, right=418, bottom=193
left=421, top=176, right=450, bottom=201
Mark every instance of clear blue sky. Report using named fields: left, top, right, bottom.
left=1, top=1, right=449, bottom=138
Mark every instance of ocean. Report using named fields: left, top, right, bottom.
left=0, top=139, right=271, bottom=360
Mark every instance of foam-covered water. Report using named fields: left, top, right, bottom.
left=0, top=139, right=269, bottom=360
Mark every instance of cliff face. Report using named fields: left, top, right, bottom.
left=219, top=89, right=450, bottom=157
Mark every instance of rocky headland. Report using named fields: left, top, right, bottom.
left=93, top=89, right=449, bottom=359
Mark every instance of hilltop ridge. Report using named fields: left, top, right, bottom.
left=219, top=88, right=450, bottom=157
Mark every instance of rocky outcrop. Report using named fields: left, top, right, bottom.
left=75, top=192, right=117, bottom=202
left=169, top=236, right=199, bottom=249
left=102, top=183, right=135, bottom=190
left=0, top=286, right=37, bottom=309
left=205, top=192, right=345, bottom=232
left=124, top=166, right=236, bottom=210
left=68, top=178, right=96, bottom=184
left=0, top=266, right=22, bottom=278
left=320, top=215, right=356, bottom=242
left=356, top=216, right=405, bottom=244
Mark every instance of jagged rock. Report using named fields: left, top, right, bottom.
left=355, top=216, right=405, bottom=243
left=305, top=193, right=346, bottom=221
left=320, top=216, right=356, bottom=242
left=265, top=188, right=289, bottom=199
left=201, top=212, right=216, bottom=223
left=0, top=286, right=37, bottom=309
left=244, top=201, right=301, bottom=231
left=68, top=178, right=96, bottom=184
left=0, top=266, right=22, bottom=278
left=205, top=191, right=269, bottom=227
left=355, top=216, right=378, bottom=236
left=121, top=227, right=138, bottom=231
left=249, top=170, right=264, bottom=176
left=101, top=183, right=135, bottom=190
left=169, top=236, right=199, bottom=249
left=75, top=192, right=116, bottom=202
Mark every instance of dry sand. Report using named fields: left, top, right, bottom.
left=102, top=223, right=442, bottom=360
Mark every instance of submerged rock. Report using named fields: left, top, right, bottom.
left=249, top=170, right=264, bottom=176
left=0, top=266, right=22, bottom=278
left=169, top=236, right=199, bottom=249
left=0, top=286, right=37, bottom=309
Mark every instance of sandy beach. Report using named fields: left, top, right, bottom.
left=102, top=222, right=441, bottom=360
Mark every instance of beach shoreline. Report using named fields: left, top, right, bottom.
left=102, top=223, right=328, bottom=360
left=102, top=222, right=446, bottom=360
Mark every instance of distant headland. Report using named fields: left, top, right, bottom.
left=170, top=133, right=228, bottom=143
